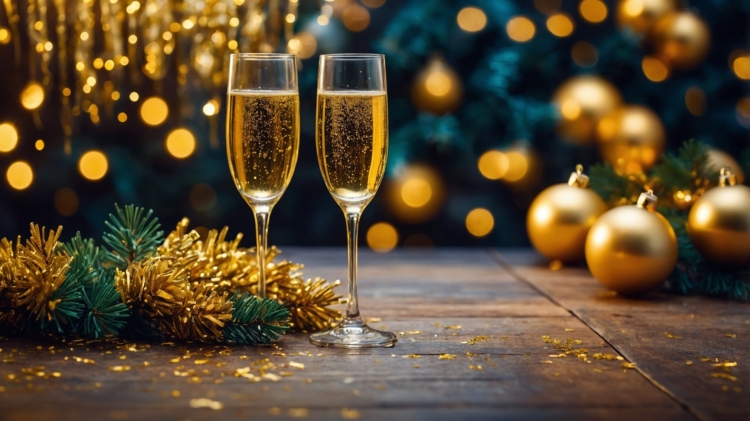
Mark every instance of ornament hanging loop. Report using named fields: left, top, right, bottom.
left=719, top=167, right=737, bottom=187
left=636, top=190, right=658, bottom=212
left=568, top=164, right=590, bottom=188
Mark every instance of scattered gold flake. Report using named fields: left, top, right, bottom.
left=188, top=376, right=202, bottom=384
left=119, top=355, right=127, bottom=360
left=700, top=357, right=712, bottom=362
left=341, top=408, right=361, bottom=419
left=317, top=354, right=324, bottom=357
left=463, top=335, right=490, bottom=345
left=161, top=342, right=175, bottom=346
left=288, top=408, right=309, bottom=418
left=403, top=354, right=421, bottom=359
left=289, top=361, right=305, bottom=370
left=263, top=373, right=281, bottom=382
left=170, top=357, right=181, bottom=363
left=108, top=365, right=131, bottom=372
left=565, top=328, right=574, bottom=332
left=466, top=352, right=476, bottom=357
left=438, top=354, right=457, bottom=360
left=621, top=362, right=636, bottom=369
left=686, top=361, right=693, bottom=366
left=726, top=333, right=737, bottom=338
left=189, top=398, right=223, bottom=410
left=399, top=331, right=422, bottom=336
left=280, top=371, right=294, bottom=377
left=73, top=357, right=95, bottom=364
left=541, top=361, right=553, bottom=364
left=269, top=407, right=282, bottom=415
left=664, top=332, right=682, bottom=339
left=413, top=364, right=420, bottom=369
left=592, top=353, right=624, bottom=361
left=469, top=364, right=482, bottom=370
left=172, top=390, right=180, bottom=397
left=549, top=354, right=566, bottom=358
left=541, top=336, right=589, bottom=362
left=272, top=351, right=287, bottom=357
left=500, top=336, right=509, bottom=340
left=194, top=360, right=209, bottom=365
left=712, top=373, right=738, bottom=381
left=304, top=379, right=313, bottom=384
left=722, top=385, right=730, bottom=391
left=219, top=348, right=232, bottom=356
left=714, top=361, right=737, bottom=368
left=240, top=355, right=248, bottom=360
left=216, top=362, right=227, bottom=367
left=366, top=317, right=381, bottom=323
left=434, top=323, right=441, bottom=327
left=593, top=368, right=602, bottom=373
left=444, top=325, right=462, bottom=330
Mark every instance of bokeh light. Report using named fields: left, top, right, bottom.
left=457, top=7, right=487, bottom=33
left=140, top=97, right=169, bottom=126
left=54, top=188, right=79, bottom=216
left=386, top=165, right=445, bottom=224
left=342, top=4, right=370, bottom=32
left=401, top=178, right=432, bottom=208
left=189, top=183, right=217, bottom=212
left=506, top=16, right=535, bottom=43
left=6, top=161, right=33, bottom=190
left=571, top=41, right=598, bottom=67
left=546, top=13, right=574, bottom=37
left=203, top=100, right=219, bottom=116
left=642, top=55, right=670, bottom=82
left=118, top=112, right=128, bottom=122
left=534, top=0, right=562, bottom=15
left=79, top=150, right=109, bottom=181
left=366, top=222, right=398, bottom=253
left=503, top=150, right=529, bottom=182
left=166, top=128, right=196, bottom=159
left=21, top=82, right=45, bottom=110
left=478, top=150, right=509, bottom=180
left=685, top=87, right=706, bottom=116
left=730, top=50, right=750, bottom=80
left=0, top=27, right=10, bottom=44
left=287, top=32, right=317, bottom=59
left=0, top=123, right=18, bottom=152
left=35, top=139, right=44, bottom=150
left=425, top=72, right=451, bottom=97
left=579, top=0, right=608, bottom=23
left=130, top=92, right=139, bottom=102
left=465, top=208, right=494, bottom=237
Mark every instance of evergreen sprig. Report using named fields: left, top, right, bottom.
left=224, top=292, right=290, bottom=345
left=101, top=204, right=164, bottom=269
left=79, top=269, right=129, bottom=339
left=589, top=163, right=642, bottom=205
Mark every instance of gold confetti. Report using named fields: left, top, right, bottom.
left=108, top=365, right=131, bottom=372
left=280, top=371, right=294, bottom=377
left=438, top=354, right=457, bottom=360
left=189, top=398, right=223, bottom=410
left=444, top=325, right=462, bottom=330
left=699, top=357, right=712, bottom=362
left=621, top=362, right=636, bottom=369
left=463, top=335, right=490, bottom=345
left=592, top=353, right=624, bottom=361
left=726, top=333, right=737, bottom=338
left=170, top=358, right=181, bottom=363
left=714, top=361, right=737, bottom=368
left=403, top=354, right=421, bottom=359
left=593, top=368, right=602, bottom=373
left=289, top=361, right=305, bottom=370
left=466, top=352, right=476, bottom=357
left=366, top=317, right=381, bottom=323
left=565, top=328, right=574, bottom=332
left=119, top=355, right=127, bottom=360
left=686, top=361, right=693, bottom=366
left=549, top=354, right=566, bottom=358
left=73, top=357, right=95, bottom=364
left=263, top=373, right=281, bottom=382
left=288, top=408, right=309, bottom=418
left=194, top=360, right=209, bottom=365
left=172, top=390, right=180, bottom=397
left=469, top=364, right=482, bottom=370
left=341, top=408, right=361, bottom=419
left=413, top=364, right=420, bottom=369
left=399, top=331, right=422, bottom=336
left=664, top=332, right=682, bottom=339
left=542, top=361, right=553, bottom=364
left=712, top=373, right=738, bottom=381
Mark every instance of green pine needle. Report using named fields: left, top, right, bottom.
left=589, top=163, right=639, bottom=205
left=652, top=139, right=713, bottom=192
left=101, top=204, right=164, bottom=269
left=61, top=232, right=100, bottom=270
left=80, top=270, right=129, bottom=338
left=43, top=275, right=84, bottom=334
left=223, top=292, right=290, bottom=345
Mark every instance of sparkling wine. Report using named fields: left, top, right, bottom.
left=316, top=91, right=388, bottom=204
left=227, top=90, right=300, bottom=203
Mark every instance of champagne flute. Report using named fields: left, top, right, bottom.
left=226, top=54, right=299, bottom=299
left=310, top=54, right=397, bottom=348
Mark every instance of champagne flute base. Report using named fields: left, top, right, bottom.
left=310, top=318, right=397, bottom=348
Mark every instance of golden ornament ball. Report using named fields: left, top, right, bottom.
left=687, top=168, right=750, bottom=268
left=527, top=165, right=608, bottom=263
left=597, top=105, right=665, bottom=174
left=410, top=56, right=463, bottom=115
left=552, top=75, right=623, bottom=145
left=585, top=191, right=678, bottom=294
left=615, top=0, right=678, bottom=36
left=652, top=12, right=711, bottom=70
left=707, top=149, right=745, bottom=185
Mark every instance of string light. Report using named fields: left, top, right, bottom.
left=203, top=100, right=219, bottom=116
left=0, top=28, right=10, bottom=44
left=140, top=97, right=169, bottom=126
left=35, top=140, right=44, bottom=151
left=506, top=16, right=536, bottom=43
left=54, top=188, right=79, bottom=216
left=579, top=0, right=608, bottom=23
left=642, top=55, right=670, bottom=82
left=457, top=7, right=487, bottom=33
left=20, top=82, right=45, bottom=110
left=287, top=32, right=317, bottom=59
left=118, top=112, right=128, bottom=122
left=401, top=178, right=432, bottom=208
left=503, top=150, right=529, bottom=182
left=166, top=128, right=196, bottom=159
left=730, top=50, right=750, bottom=80
left=465, top=208, right=494, bottom=237
left=130, top=92, right=139, bottom=102
left=547, top=13, right=574, bottom=37
left=478, top=151, right=510, bottom=180
left=0, top=124, right=19, bottom=153
left=79, top=151, right=109, bottom=181
left=6, top=161, right=33, bottom=190
left=366, top=223, right=398, bottom=253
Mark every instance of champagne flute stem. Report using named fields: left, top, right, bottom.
left=345, top=211, right=361, bottom=321
left=253, top=207, right=271, bottom=299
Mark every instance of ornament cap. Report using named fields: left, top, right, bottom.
left=719, top=167, right=737, bottom=187
left=636, top=190, right=658, bottom=212
left=568, top=164, right=590, bottom=188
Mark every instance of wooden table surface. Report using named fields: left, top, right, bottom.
left=0, top=249, right=747, bottom=421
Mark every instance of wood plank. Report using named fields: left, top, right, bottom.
left=497, top=249, right=750, bottom=421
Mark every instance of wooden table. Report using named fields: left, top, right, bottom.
left=0, top=249, right=747, bottom=420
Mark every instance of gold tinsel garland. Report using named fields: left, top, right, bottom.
left=0, top=217, right=344, bottom=341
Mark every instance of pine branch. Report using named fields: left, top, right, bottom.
left=61, top=232, right=100, bottom=270
left=101, top=204, right=164, bottom=269
left=223, top=292, right=289, bottom=345
left=588, top=163, right=640, bottom=205
left=80, top=269, right=129, bottom=339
